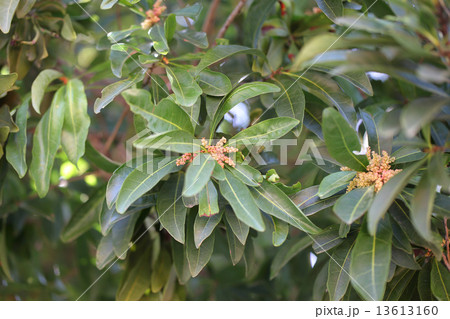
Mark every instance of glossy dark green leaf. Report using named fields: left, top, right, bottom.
left=172, top=240, right=191, bottom=285
left=186, top=212, right=215, bottom=277
left=322, top=108, right=368, bottom=171
left=220, top=170, right=265, bottom=231
left=61, top=188, right=105, bottom=243
left=61, top=79, right=90, bottom=165
left=391, top=146, right=426, bottom=164
left=111, top=212, right=140, bottom=259
left=224, top=207, right=249, bottom=245
left=198, top=69, right=232, bottom=96
left=164, top=14, right=176, bottom=41
left=350, top=218, right=392, bottom=301
left=244, top=0, right=277, bottom=47
left=230, top=117, right=299, bottom=147
left=106, top=164, right=135, bottom=209
left=149, top=24, right=169, bottom=55
left=61, top=15, right=76, bottom=41
left=134, top=130, right=198, bottom=154
left=312, top=225, right=344, bottom=254
left=251, top=180, right=321, bottom=234
left=5, top=97, right=28, bottom=177
left=116, top=157, right=179, bottom=213
left=157, top=173, right=187, bottom=243
left=176, top=29, right=208, bottom=49
left=31, top=69, right=62, bottom=114
left=183, top=153, right=215, bottom=197
left=391, top=246, right=421, bottom=270
left=292, top=185, right=340, bottom=216
left=195, top=45, right=265, bottom=75
left=194, top=209, right=223, bottom=248
left=384, top=267, right=417, bottom=301
left=94, top=71, right=144, bottom=113
left=367, top=158, right=425, bottom=235
left=210, top=82, right=280, bottom=136
left=96, top=231, right=115, bottom=270
left=171, top=3, right=202, bottom=17
left=431, top=258, right=450, bottom=301
left=418, top=262, right=433, bottom=301
left=150, top=249, right=171, bottom=293
left=318, top=171, right=356, bottom=199
left=272, top=217, right=289, bottom=247
left=270, top=236, right=312, bottom=279
left=84, top=141, right=120, bottom=173
left=166, top=66, right=202, bottom=107
left=360, top=110, right=381, bottom=154
left=225, top=218, right=245, bottom=265
left=198, top=180, right=219, bottom=217
left=334, top=187, right=374, bottom=225
left=107, top=26, right=140, bottom=42
left=315, top=0, right=343, bottom=22
left=30, top=87, right=66, bottom=198
left=229, top=163, right=263, bottom=187
left=327, top=238, right=355, bottom=301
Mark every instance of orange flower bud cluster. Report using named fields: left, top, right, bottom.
left=341, top=147, right=402, bottom=192
left=141, top=0, right=167, bottom=30
left=176, top=137, right=239, bottom=168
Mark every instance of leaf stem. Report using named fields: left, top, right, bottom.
left=216, top=0, right=247, bottom=39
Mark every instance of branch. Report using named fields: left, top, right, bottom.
left=216, top=0, right=247, bottom=39
left=202, top=0, right=221, bottom=35
left=103, top=108, right=129, bottom=153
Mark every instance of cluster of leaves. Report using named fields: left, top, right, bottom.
left=0, top=0, right=449, bottom=301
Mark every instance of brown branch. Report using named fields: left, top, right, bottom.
left=202, top=0, right=221, bottom=35
left=444, top=217, right=450, bottom=271
left=103, top=108, right=129, bottom=154
left=216, top=0, right=247, bottom=39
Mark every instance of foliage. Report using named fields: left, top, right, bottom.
left=0, top=0, right=449, bottom=301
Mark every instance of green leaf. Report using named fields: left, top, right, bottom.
left=229, top=163, right=263, bottom=187
left=225, top=218, right=245, bottom=265
left=176, top=29, right=208, bottom=49
left=384, top=267, right=417, bottom=301
left=166, top=66, right=202, bottom=107
left=61, top=188, right=105, bottom=243
left=183, top=153, right=215, bottom=197
left=410, top=170, right=437, bottom=242
left=220, top=170, right=265, bottom=232
left=224, top=207, right=249, bottom=245
left=230, top=117, right=299, bottom=147
left=186, top=212, right=215, bottom=277
left=5, top=96, right=29, bottom=177
left=401, top=96, right=450, bottom=138
left=244, top=0, right=277, bottom=47
left=418, top=262, right=433, bottom=301
left=0, top=0, right=20, bottom=33
left=134, top=130, right=198, bottom=154
left=101, top=0, right=118, bottom=10
left=210, top=82, right=280, bottom=136
left=107, top=26, right=140, bottom=42
left=334, top=187, right=374, bottom=225
left=195, top=45, right=266, bottom=75
left=318, top=171, right=356, bottom=199
left=391, top=246, right=421, bottom=270
left=164, top=14, right=176, bottom=41
left=327, top=238, right=355, bottom=301
left=292, top=185, right=339, bottom=216
left=61, top=79, right=90, bottom=165
left=367, top=158, right=425, bottom=235
left=360, top=110, right=381, bottom=154
left=270, top=236, right=312, bottom=279
left=0, top=218, right=12, bottom=281
left=251, top=180, right=321, bottom=234
left=311, top=225, right=345, bottom=254
left=391, top=147, right=426, bottom=164
left=116, top=157, right=179, bottom=213
left=171, top=3, right=202, bottom=18
left=198, top=69, right=232, bottom=96
left=322, top=108, right=368, bottom=171
left=111, top=212, right=140, bottom=260
left=149, top=24, right=169, bottom=55
left=431, top=258, right=450, bottom=301
left=61, top=15, right=76, bottom=41
left=150, top=249, right=171, bottom=293
left=272, top=217, right=289, bottom=247
left=172, top=240, right=191, bottom=284
left=94, top=71, right=144, bottom=114
left=157, top=173, right=187, bottom=244
left=272, top=75, right=305, bottom=136
left=0, top=73, right=18, bottom=96
left=31, top=69, right=62, bottom=114
left=124, top=93, right=194, bottom=134
left=96, top=231, right=115, bottom=270
left=110, top=47, right=130, bottom=78
left=15, top=0, right=35, bottom=18
left=116, top=246, right=152, bottom=301
left=315, top=0, right=343, bottom=22
left=198, top=180, right=219, bottom=217
left=194, top=209, right=223, bottom=248
left=350, top=218, right=392, bottom=301
left=30, top=86, right=66, bottom=198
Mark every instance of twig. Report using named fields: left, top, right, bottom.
left=216, top=0, right=247, bottom=39
left=444, top=217, right=450, bottom=271
left=103, top=108, right=129, bottom=153
left=439, top=0, right=450, bottom=18
left=202, top=0, right=221, bottom=35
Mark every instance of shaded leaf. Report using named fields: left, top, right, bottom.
left=270, top=236, right=312, bottom=279
left=31, top=69, right=62, bottom=114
